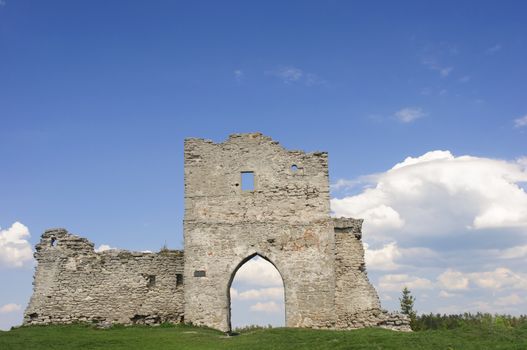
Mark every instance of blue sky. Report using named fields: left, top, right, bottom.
left=1, top=1, right=527, bottom=330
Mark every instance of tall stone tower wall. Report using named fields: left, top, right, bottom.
left=183, top=133, right=337, bottom=331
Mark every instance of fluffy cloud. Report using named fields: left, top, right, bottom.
left=500, top=244, right=527, bottom=259
left=437, top=269, right=469, bottom=291
left=231, top=287, right=284, bottom=301
left=394, top=107, right=426, bottom=123
left=470, top=268, right=527, bottom=290
left=0, top=222, right=33, bottom=268
left=233, top=256, right=283, bottom=287
left=331, top=150, right=527, bottom=237
left=364, top=242, right=401, bottom=270
left=332, top=150, right=527, bottom=315
left=94, top=244, right=116, bottom=252
left=378, top=274, right=433, bottom=291
left=249, top=301, right=282, bottom=314
left=0, top=303, right=21, bottom=314
left=495, top=293, right=523, bottom=306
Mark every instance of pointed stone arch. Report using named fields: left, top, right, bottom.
left=226, top=252, right=286, bottom=332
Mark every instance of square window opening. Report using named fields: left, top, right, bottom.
left=241, top=171, right=255, bottom=191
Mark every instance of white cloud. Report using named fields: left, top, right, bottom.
left=439, top=290, right=456, bottom=298
left=514, top=115, right=527, bottom=128
left=436, top=268, right=527, bottom=291
left=394, top=107, right=426, bottom=123
left=0, top=0, right=5, bottom=7
left=469, top=268, right=527, bottom=290
left=437, top=269, right=469, bottom=291
left=233, top=256, right=283, bottom=287
left=95, top=244, right=116, bottom=252
left=0, top=222, right=33, bottom=268
left=378, top=274, right=433, bottom=291
left=365, top=242, right=401, bottom=271
left=231, top=287, right=284, bottom=301
left=331, top=150, right=527, bottom=237
left=495, top=293, right=523, bottom=306
left=0, top=303, right=21, bottom=314
left=249, top=301, right=282, bottom=314
left=500, top=244, right=527, bottom=259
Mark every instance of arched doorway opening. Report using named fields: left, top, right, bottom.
left=228, top=254, right=285, bottom=331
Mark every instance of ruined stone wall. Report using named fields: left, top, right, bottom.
left=23, top=132, right=410, bottom=332
left=24, top=229, right=184, bottom=326
left=332, top=218, right=410, bottom=331
left=184, top=133, right=336, bottom=332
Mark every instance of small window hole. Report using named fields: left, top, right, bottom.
left=291, top=165, right=298, bottom=173
left=146, top=275, right=156, bottom=288
left=50, top=237, right=57, bottom=247
left=241, top=172, right=254, bottom=191
left=176, top=274, right=183, bottom=286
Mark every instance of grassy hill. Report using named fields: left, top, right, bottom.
left=1, top=323, right=526, bottom=350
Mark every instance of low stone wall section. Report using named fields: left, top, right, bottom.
left=24, top=228, right=184, bottom=326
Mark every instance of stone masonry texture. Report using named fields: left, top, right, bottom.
left=24, top=133, right=410, bottom=332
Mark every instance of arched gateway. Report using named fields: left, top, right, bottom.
left=24, top=133, right=410, bottom=331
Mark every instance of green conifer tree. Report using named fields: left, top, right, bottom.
left=400, top=286, right=417, bottom=329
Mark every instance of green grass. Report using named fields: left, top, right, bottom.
left=1, top=323, right=526, bottom=350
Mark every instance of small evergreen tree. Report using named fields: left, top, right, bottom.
left=400, top=286, right=417, bottom=329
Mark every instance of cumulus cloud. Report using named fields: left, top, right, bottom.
left=233, top=257, right=283, bottom=286
left=0, top=222, right=33, bottom=268
left=495, top=293, right=523, bottom=306
left=0, top=303, right=21, bottom=314
left=378, top=274, right=433, bottom=291
left=249, top=301, right=282, bottom=314
left=500, top=244, right=527, bottom=259
left=439, top=290, right=456, bottom=298
left=365, top=242, right=401, bottom=271
left=94, top=244, right=116, bottom=252
left=437, top=269, right=469, bottom=291
left=231, top=287, right=283, bottom=301
left=514, top=115, right=527, bottom=128
left=394, top=107, right=426, bottom=123
left=469, top=268, right=527, bottom=290
left=332, top=150, right=527, bottom=314
left=331, top=150, right=527, bottom=237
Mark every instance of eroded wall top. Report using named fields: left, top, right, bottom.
left=184, top=133, right=330, bottom=223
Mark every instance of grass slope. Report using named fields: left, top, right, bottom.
left=1, top=323, right=526, bottom=350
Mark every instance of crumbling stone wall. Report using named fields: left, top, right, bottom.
left=24, top=229, right=184, bottom=326
left=24, top=132, right=409, bottom=332
left=184, top=133, right=336, bottom=331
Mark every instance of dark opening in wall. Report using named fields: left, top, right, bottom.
left=50, top=237, right=57, bottom=247
left=291, top=164, right=298, bottom=172
left=144, top=275, right=156, bottom=288
left=241, top=171, right=254, bottom=191
left=176, top=273, right=183, bottom=286
left=29, top=313, right=38, bottom=320
left=194, top=270, right=206, bottom=277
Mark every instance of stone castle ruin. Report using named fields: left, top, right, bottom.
left=24, top=133, right=409, bottom=332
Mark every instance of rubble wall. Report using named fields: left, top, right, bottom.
left=24, top=229, right=184, bottom=326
